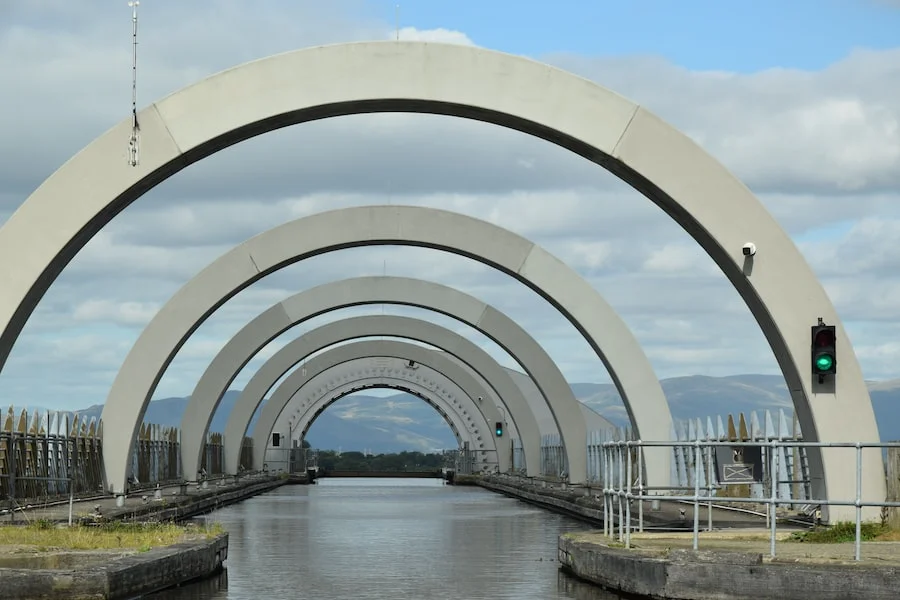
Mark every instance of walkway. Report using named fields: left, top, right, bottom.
left=3, top=474, right=283, bottom=524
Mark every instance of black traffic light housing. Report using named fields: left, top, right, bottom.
left=811, top=321, right=836, bottom=382
left=495, top=422, right=503, bottom=437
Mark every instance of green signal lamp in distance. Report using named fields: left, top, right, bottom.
left=495, top=421, right=503, bottom=437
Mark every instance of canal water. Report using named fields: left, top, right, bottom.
left=147, top=478, right=626, bottom=599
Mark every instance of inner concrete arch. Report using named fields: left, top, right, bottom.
left=262, top=369, right=490, bottom=473
left=267, top=381, right=492, bottom=474
left=280, top=381, right=485, bottom=471
left=182, top=275, right=605, bottom=487
left=288, top=381, right=483, bottom=449
left=0, top=41, right=878, bottom=514
left=250, top=339, right=510, bottom=472
left=105, top=206, right=668, bottom=494
left=221, top=316, right=532, bottom=477
left=264, top=360, right=501, bottom=472
left=275, top=360, right=501, bottom=446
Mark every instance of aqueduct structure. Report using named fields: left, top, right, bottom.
left=0, top=41, right=883, bottom=520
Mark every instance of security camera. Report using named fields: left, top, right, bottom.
left=742, top=242, right=757, bottom=257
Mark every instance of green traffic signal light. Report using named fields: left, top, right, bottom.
left=495, top=421, right=503, bottom=437
left=811, top=324, right=837, bottom=377
left=815, top=354, right=834, bottom=373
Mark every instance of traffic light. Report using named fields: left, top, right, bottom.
left=495, top=422, right=503, bottom=437
left=811, top=324, right=836, bottom=379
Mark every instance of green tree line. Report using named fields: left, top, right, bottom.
left=315, top=450, right=450, bottom=472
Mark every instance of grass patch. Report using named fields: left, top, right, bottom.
left=789, top=521, right=888, bottom=543
left=0, top=521, right=224, bottom=551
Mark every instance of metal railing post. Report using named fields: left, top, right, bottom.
left=637, top=441, right=644, bottom=533
left=770, top=440, right=778, bottom=558
left=693, top=439, right=700, bottom=550
left=625, top=441, right=632, bottom=548
left=600, top=443, right=612, bottom=537
left=855, top=442, right=862, bottom=562
left=706, top=444, right=713, bottom=532
left=617, top=443, right=624, bottom=542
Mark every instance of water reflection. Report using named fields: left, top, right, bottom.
left=146, top=479, right=627, bottom=599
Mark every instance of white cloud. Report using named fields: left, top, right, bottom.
left=0, top=2, right=899, bottom=413
left=73, top=300, right=159, bottom=327
left=396, top=27, right=475, bottom=45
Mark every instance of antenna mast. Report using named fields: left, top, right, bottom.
left=395, top=4, right=400, bottom=40
left=127, top=1, right=141, bottom=167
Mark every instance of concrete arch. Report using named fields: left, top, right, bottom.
left=279, top=371, right=488, bottom=447
left=280, top=381, right=487, bottom=472
left=0, top=41, right=877, bottom=512
left=182, top=275, right=592, bottom=486
left=104, top=205, right=663, bottom=494
left=291, top=381, right=478, bottom=447
left=267, top=379, right=493, bottom=475
left=272, top=357, right=507, bottom=450
left=250, top=339, right=510, bottom=472
left=263, top=370, right=489, bottom=472
left=264, top=361, right=500, bottom=471
left=224, top=314, right=530, bottom=478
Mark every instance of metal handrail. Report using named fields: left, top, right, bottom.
left=599, top=439, right=898, bottom=561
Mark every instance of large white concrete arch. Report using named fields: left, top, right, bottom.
left=0, top=41, right=878, bottom=513
left=103, top=205, right=664, bottom=494
left=222, top=314, right=531, bottom=478
left=251, top=339, right=510, bottom=472
left=181, top=275, right=604, bottom=488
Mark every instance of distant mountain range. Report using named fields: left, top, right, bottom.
left=61, top=374, right=900, bottom=453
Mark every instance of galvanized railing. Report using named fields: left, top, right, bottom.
left=601, top=439, right=900, bottom=561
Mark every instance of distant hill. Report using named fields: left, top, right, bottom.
left=57, top=374, right=900, bottom=451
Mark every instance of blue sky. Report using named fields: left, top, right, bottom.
left=368, top=0, right=900, bottom=71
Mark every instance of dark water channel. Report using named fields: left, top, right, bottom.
left=147, top=478, right=630, bottom=599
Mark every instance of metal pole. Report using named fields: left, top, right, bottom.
left=617, top=444, right=624, bottom=542
left=693, top=440, right=700, bottom=550
left=706, top=444, right=713, bottom=532
left=608, top=443, right=614, bottom=538
left=68, top=487, right=74, bottom=527
left=637, top=442, right=644, bottom=533
left=625, top=443, right=632, bottom=548
left=603, top=443, right=610, bottom=538
left=855, top=442, right=862, bottom=562
left=8, top=433, right=16, bottom=524
left=770, top=440, right=778, bottom=558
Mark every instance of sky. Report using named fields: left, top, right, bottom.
left=0, top=0, right=899, bottom=412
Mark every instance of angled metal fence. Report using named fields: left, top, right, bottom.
left=1, top=406, right=229, bottom=507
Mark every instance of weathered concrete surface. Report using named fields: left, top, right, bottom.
left=475, top=475, right=773, bottom=529
left=0, top=533, right=227, bottom=600
left=558, top=532, right=900, bottom=600
left=7, top=475, right=285, bottom=524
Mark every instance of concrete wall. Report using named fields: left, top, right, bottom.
left=558, top=536, right=900, bottom=600
left=0, top=534, right=228, bottom=600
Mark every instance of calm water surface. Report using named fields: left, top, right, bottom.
left=148, top=478, right=627, bottom=600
